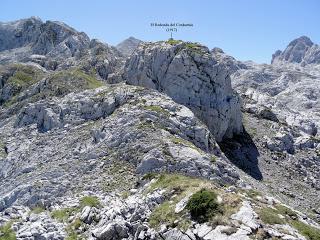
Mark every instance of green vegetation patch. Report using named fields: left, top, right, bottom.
left=185, top=42, right=203, bottom=51
left=170, top=136, right=200, bottom=151
left=290, top=220, right=320, bottom=240
left=275, top=205, right=297, bottom=219
left=30, top=206, right=46, bottom=214
left=72, top=69, right=103, bottom=89
left=149, top=201, right=177, bottom=227
left=6, top=64, right=42, bottom=88
left=210, top=155, right=217, bottom=163
left=246, top=189, right=262, bottom=199
left=144, top=105, right=170, bottom=117
left=51, top=208, right=78, bottom=222
left=166, top=39, right=182, bottom=45
left=147, top=174, right=241, bottom=229
left=186, top=189, right=221, bottom=223
left=80, top=196, right=101, bottom=208
left=259, top=207, right=285, bottom=225
left=0, top=140, right=7, bottom=159
left=148, top=174, right=203, bottom=193
left=142, top=172, right=158, bottom=181
left=258, top=204, right=320, bottom=240
left=48, top=69, right=103, bottom=94
left=65, top=218, right=83, bottom=240
left=1, top=64, right=44, bottom=107
left=0, top=222, right=16, bottom=240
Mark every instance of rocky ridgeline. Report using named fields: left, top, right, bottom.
left=0, top=17, right=320, bottom=239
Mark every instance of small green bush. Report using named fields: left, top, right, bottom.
left=80, top=196, right=101, bottom=208
left=186, top=189, right=221, bottom=223
left=0, top=222, right=16, bottom=240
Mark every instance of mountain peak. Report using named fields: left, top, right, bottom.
left=116, top=36, right=142, bottom=56
left=288, top=35, right=313, bottom=47
left=271, top=36, right=320, bottom=65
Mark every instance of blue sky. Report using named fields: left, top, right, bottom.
left=1, top=0, right=320, bottom=63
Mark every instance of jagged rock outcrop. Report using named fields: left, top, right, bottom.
left=116, top=36, right=142, bottom=56
left=123, top=41, right=243, bottom=141
left=271, top=36, right=320, bottom=65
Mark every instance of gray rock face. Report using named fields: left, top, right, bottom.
left=271, top=36, right=320, bottom=65
left=116, top=36, right=142, bottom=56
left=124, top=41, right=243, bottom=141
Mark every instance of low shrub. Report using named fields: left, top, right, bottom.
left=186, top=189, right=221, bottom=223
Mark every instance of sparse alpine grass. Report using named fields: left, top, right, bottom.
left=80, top=196, right=101, bottom=208
left=0, top=222, right=16, bottom=240
left=166, top=39, right=182, bottom=45
left=290, top=220, right=320, bottom=240
left=51, top=208, right=78, bottom=222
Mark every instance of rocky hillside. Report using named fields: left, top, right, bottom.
left=0, top=18, right=320, bottom=240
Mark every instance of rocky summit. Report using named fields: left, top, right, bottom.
left=0, top=18, right=320, bottom=240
